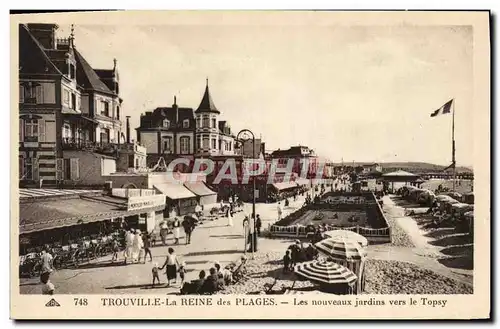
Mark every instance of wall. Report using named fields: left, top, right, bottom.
left=140, top=131, right=158, bottom=154
left=102, top=174, right=149, bottom=189
left=102, top=158, right=116, bottom=175
left=62, top=151, right=112, bottom=186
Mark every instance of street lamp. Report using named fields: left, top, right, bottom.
left=236, top=129, right=257, bottom=256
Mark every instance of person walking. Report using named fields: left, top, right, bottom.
left=172, top=217, right=181, bottom=245
left=182, top=217, right=194, bottom=245
left=132, top=229, right=143, bottom=263
left=124, top=229, right=134, bottom=264
left=255, top=214, right=262, bottom=236
left=159, top=247, right=180, bottom=287
left=226, top=206, right=233, bottom=227
left=277, top=202, right=283, bottom=221
left=142, top=233, right=153, bottom=263
left=39, top=247, right=53, bottom=283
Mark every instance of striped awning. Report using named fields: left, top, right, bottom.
left=322, top=230, right=368, bottom=247
left=19, top=197, right=164, bottom=234
left=272, top=181, right=297, bottom=191
left=19, top=189, right=99, bottom=199
left=184, top=182, right=216, bottom=196
left=294, top=260, right=357, bottom=285
left=315, top=238, right=367, bottom=261
left=295, top=178, right=310, bottom=186
left=154, top=183, right=196, bottom=200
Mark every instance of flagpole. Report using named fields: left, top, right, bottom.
left=452, top=99, right=456, bottom=191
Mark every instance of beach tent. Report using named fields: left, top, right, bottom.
left=464, top=211, right=474, bottom=234
left=462, top=192, right=474, bottom=205
left=417, top=189, right=436, bottom=206
left=315, top=238, right=367, bottom=294
left=451, top=203, right=474, bottom=218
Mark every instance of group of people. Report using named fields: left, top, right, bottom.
left=180, top=256, right=248, bottom=295
left=283, top=240, right=319, bottom=272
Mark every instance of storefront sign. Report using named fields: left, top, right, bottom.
left=127, top=194, right=165, bottom=212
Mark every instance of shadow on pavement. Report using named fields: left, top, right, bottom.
left=438, top=256, right=474, bottom=270
left=184, top=249, right=242, bottom=257
left=423, top=228, right=457, bottom=239
left=185, top=260, right=210, bottom=265
left=428, top=234, right=472, bottom=247
left=440, top=244, right=473, bottom=256
left=74, top=261, right=128, bottom=270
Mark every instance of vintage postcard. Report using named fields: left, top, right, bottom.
left=10, top=10, right=490, bottom=320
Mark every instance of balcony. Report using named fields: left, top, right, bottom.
left=61, top=138, right=119, bottom=157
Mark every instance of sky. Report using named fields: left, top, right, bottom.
left=55, top=22, right=473, bottom=167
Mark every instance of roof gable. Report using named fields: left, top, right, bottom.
left=195, top=83, right=220, bottom=114
left=19, top=24, right=62, bottom=76
left=74, top=48, right=114, bottom=94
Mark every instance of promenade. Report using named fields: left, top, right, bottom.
left=19, top=196, right=307, bottom=295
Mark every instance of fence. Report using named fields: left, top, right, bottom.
left=268, top=224, right=391, bottom=243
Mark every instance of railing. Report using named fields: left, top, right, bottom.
left=62, top=138, right=119, bottom=157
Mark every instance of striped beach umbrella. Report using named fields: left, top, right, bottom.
left=294, top=260, right=357, bottom=285
left=315, top=238, right=367, bottom=261
left=322, top=230, right=368, bottom=247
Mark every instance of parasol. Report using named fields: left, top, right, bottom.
left=294, top=259, right=357, bottom=285
left=315, top=238, right=367, bottom=261
left=322, top=230, right=368, bottom=247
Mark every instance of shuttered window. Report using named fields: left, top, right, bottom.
left=55, top=158, right=64, bottom=181
left=19, top=85, right=24, bottom=103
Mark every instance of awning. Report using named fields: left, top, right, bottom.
left=184, top=182, right=216, bottom=196
left=19, top=197, right=164, bottom=234
left=272, top=181, right=298, bottom=191
left=295, top=178, right=311, bottom=186
left=154, top=183, right=196, bottom=200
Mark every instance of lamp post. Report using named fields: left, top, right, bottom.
left=236, top=129, right=257, bottom=257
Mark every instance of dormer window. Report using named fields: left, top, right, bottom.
left=163, top=119, right=170, bottom=129
left=183, top=119, right=189, bottom=128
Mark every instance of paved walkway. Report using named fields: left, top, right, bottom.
left=20, top=195, right=308, bottom=295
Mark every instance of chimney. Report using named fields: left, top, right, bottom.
left=173, top=96, right=178, bottom=126
left=27, top=23, right=59, bottom=49
left=126, top=116, right=131, bottom=144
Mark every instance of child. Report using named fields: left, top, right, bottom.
left=283, top=250, right=291, bottom=273
left=152, top=262, right=160, bottom=286
left=178, top=261, right=187, bottom=286
left=111, top=239, right=120, bottom=262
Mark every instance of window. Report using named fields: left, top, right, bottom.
left=71, top=93, right=76, bottom=109
left=24, top=157, right=33, bottom=180
left=135, top=158, right=139, bottom=169
left=183, top=119, right=189, bottom=128
left=101, top=101, right=109, bottom=116
left=202, top=137, right=209, bottom=149
left=24, top=119, right=38, bottom=142
left=100, top=128, right=110, bottom=144
left=63, top=89, right=70, bottom=105
left=69, top=64, right=75, bottom=79
left=196, top=118, right=201, bottom=128
left=116, top=106, right=120, bottom=120
left=202, top=116, right=209, bottom=128
left=180, top=136, right=190, bottom=154
left=22, top=83, right=37, bottom=103
left=229, top=142, right=232, bottom=151
left=162, top=137, right=172, bottom=153
left=212, top=139, right=217, bottom=149
left=163, top=119, right=170, bottom=129
left=128, top=154, right=134, bottom=168
left=212, top=118, right=216, bottom=128
left=196, top=136, right=201, bottom=150
left=63, top=158, right=80, bottom=180
left=19, top=85, right=24, bottom=103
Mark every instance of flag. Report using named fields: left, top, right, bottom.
left=430, top=99, right=453, bottom=117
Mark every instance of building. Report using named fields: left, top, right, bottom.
left=136, top=96, right=196, bottom=169
left=19, top=188, right=166, bottom=254
left=18, top=23, right=144, bottom=188
left=270, top=145, right=320, bottom=179
left=194, top=80, right=236, bottom=157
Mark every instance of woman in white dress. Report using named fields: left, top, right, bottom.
left=172, top=217, right=181, bottom=244
left=226, top=207, right=233, bottom=227
left=124, top=229, right=134, bottom=264
left=132, top=229, right=143, bottom=262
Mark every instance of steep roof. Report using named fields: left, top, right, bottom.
left=74, top=48, right=115, bottom=95
left=139, top=106, right=195, bottom=129
left=19, top=24, right=62, bottom=76
left=195, top=82, right=220, bottom=114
